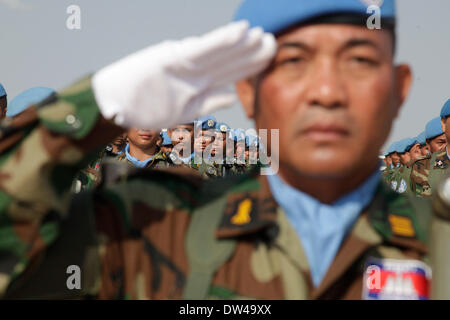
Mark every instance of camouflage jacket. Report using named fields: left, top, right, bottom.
left=410, top=151, right=450, bottom=198
left=0, top=77, right=435, bottom=300
left=116, top=148, right=171, bottom=170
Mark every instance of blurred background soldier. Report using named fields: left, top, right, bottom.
left=104, top=133, right=127, bottom=158
left=192, top=116, right=220, bottom=178
left=160, top=130, right=174, bottom=158
left=117, top=128, right=168, bottom=169
left=416, top=131, right=431, bottom=157
left=390, top=138, right=417, bottom=194
left=169, top=122, right=195, bottom=165
left=410, top=105, right=450, bottom=197
left=425, top=117, right=447, bottom=154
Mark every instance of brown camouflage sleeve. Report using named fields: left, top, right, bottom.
left=0, top=76, right=123, bottom=297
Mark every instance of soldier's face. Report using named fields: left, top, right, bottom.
left=391, top=153, right=401, bottom=167
left=420, top=144, right=431, bottom=156
left=211, top=131, right=226, bottom=156
left=384, top=156, right=392, bottom=167
left=170, top=125, right=194, bottom=149
left=112, top=133, right=128, bottom=152
left=194, top=129, right=214, bottom=153
left=399, top=152, right=411, bottom=165
left=235, top=142, right=245, bottom=159
left=409, top=144, right=422, bottom=161
left=237, top=24, right=411, bottom=181
left=127, top=128, right=160, bottom=149
left=427, top=134, right=447, bottom=153
left=161, top=145, right=173, bottom=154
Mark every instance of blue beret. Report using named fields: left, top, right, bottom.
left=415, top=131, right=426, bottom=146
left=195, top=115, right=217, bottom=130
left=216, top=122, right=230, bottom=133
left=399, top=138, right=417, bottom=153
left=425, top=117, right=444, bottom=140
left=234, top=0, right=396, bottom=35
left=232, top=129, right=246, bottom=142
left=160, top=131, right=173, bottom=146
left=6, top=87, right=56, bottom=117
left=385, top=141, right=397, bottom=155
left=0, top=83, right=6, bottom=98
left=439, top=99, right=450, bottom=118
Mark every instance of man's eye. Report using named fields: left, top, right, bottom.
left=351, top=56, right=379, bottom=66
left=278, top=57, right=304, bottom=65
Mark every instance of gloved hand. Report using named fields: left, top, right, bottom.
left=92, top=21, right=276, bottom=129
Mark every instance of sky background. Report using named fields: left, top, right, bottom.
left=1, top=0, right=449, bottom=152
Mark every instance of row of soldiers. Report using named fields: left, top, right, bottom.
left=382, top=99, right=450, bottom=198
left=74, top=115, right=265, bottom=192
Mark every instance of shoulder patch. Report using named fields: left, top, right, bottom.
left=230, top=198, right=252, bottom=225
left=388, top=214, right=415, bottom=238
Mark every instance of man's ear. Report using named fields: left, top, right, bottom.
left=441, top=118, right=447, bottom=133
left=393, top=64, right=412, bottom=118
left=235, top=79, right=256, bottom=119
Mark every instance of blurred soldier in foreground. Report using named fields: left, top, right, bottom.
left=410, top=102, right=450, bottom=197
left=0, top=83, right=7, bottom=120
left=0, top=0, right=440, bottom=300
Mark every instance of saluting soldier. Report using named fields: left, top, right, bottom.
left=0, top=0, right=441, bottom=300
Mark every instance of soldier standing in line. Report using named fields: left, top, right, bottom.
left=410, top=102, right=450, bottom=197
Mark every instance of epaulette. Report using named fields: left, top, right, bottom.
left=367, top=182, right=430, bottom=252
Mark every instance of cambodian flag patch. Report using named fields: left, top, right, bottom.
left=362, top=257, right=432, bottom=300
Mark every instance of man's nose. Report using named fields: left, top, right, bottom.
left=304, top=58, right=348, bottom=109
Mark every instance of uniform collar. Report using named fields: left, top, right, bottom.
left=215, top=169, right=428, bottom=250
left=124, top=144, right=154, bottom=168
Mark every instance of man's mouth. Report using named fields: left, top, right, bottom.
left=301, top=123, right=350, bottom=142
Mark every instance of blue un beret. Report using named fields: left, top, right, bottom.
left=415, top=131, right=427, bottom=146
left=425, top=117, right=444, bottom=140
left=385, top=141, right=398, bottom=155
left=160, top=131, right=173, bottom=146
left=0, top=83, right=6, bottom=98
left=234, top=0, right=396, bottom=35
left=439, top=99, right=450, bottom=118
left=216, top=122, right=231, bottom=133
left=195, top=115, right=217, bottom=130
left=397, top=138, right=416, bottom=153
left=6, top=87, right=56, bottom=117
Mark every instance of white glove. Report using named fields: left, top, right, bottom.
left=92, top=21, right=276, bottom=129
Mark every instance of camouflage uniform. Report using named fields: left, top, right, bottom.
left=410, top=150, right=450, bottom=198
left=116, top=148, right=171, bottom=170
left=0, top=78, right=435, bottom=299
left=389, top=161, right=416, bottom=195
left=72, top=150, right=105, bottom=193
